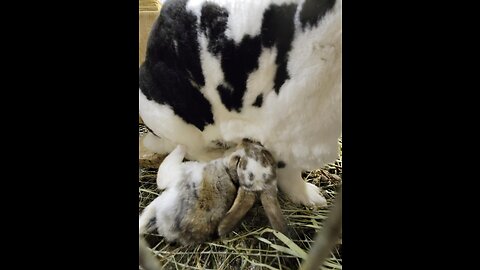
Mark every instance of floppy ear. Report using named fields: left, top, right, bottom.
left=226, top=155, right=241, bottom=184
left=260, top=185, right=288, bottom=235
left=217, top=187, right=257, bottom=236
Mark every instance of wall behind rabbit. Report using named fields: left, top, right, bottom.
left=139, top=0, right=162, bottom=66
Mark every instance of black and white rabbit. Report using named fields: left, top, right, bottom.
left=139, top=139, right=287, bottom=245
left=139, top=0, right=341, bottom=206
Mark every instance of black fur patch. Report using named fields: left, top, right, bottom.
left=249, top=172, right=254, bottom=181
left=299, top=0, right=336, bottom=30
left=139, top=0, right=214, bottom=131
left=261, top=4, right=297, bottom=93
left=200, top=3, right=262, bottom=112
left=277, top=161, right=286, bottom=168
left=200, top=3, right=229, bottom=56
left=219, top=36, right=263, bottom=112
left=252, top=94, right=263, bottom=107
left=216, top=84, right=239, bottom=112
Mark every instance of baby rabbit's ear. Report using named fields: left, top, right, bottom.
left=228, top=155, right=240, bottom=170
left=217, top=187, right=257, bottom=236
left=226, top=155, right=241, bottom=184
left=260, top=185, right=288, bottom=235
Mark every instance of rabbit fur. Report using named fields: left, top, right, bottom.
left=139, top=0, right=341, bottom=206
left=139, top=139, right=286, bottom=245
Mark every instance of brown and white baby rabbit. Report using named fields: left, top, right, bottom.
left=139, top=139, right=287, bottom=245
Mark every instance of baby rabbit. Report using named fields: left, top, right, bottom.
left=139, top=139, right=287, bottom=245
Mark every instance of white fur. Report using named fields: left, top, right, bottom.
left=139, top=145, right=207, bottom=242
left=141, top=132, right=176, bottom=157
left=245, top=157, right=275, bottom=191
left=140, top=0, right=342, bottom=206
